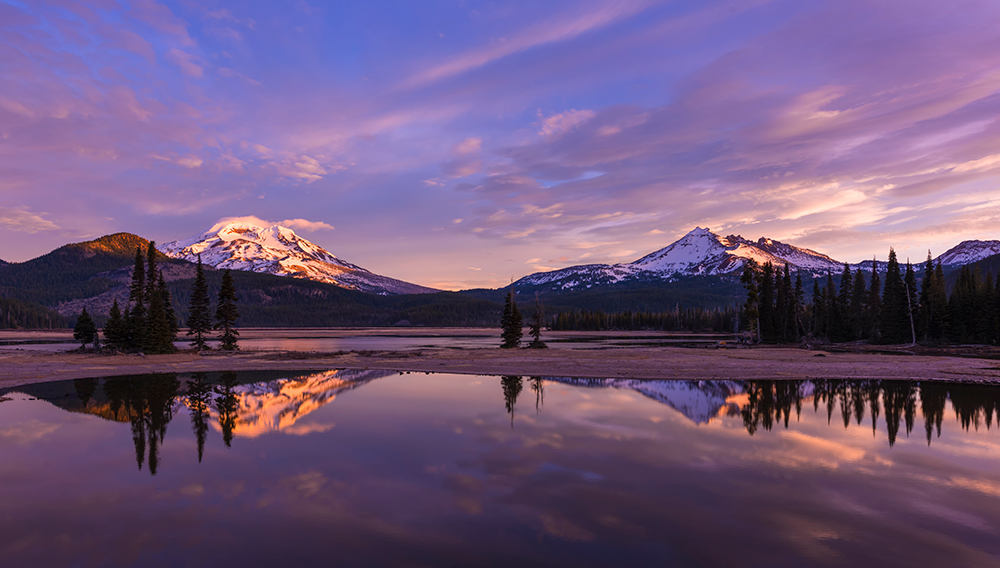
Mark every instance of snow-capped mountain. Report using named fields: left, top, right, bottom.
left=935, top=239, right=1000, bottom=267
left=514, top=227, right=1000, bottom=291
left=515, top=227, right=844, bottom=291
left=159, top=220, right=437, bottom=295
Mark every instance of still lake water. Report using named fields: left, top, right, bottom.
left=1, top=372, right=999, bottom=567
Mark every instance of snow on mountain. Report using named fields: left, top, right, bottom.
left=935, top=240, right=1000, bottom=267
left=159, top=220, right=437, bottom=295
left=516, top=227, right=844, bottom=290
left=546, top=377, right=742, bottom=424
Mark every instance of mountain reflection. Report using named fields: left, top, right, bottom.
left=3, top=372, right=999, bottom=475
left=546, top=377, right=1000, bottom=447
left=2, top=369, right=393, bottom=474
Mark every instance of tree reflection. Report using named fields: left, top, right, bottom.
left=529, top=376, right=544, bottom=413
left=215, top=371, right=239, bottom=447
left=739, top=379, right=999, bottom=447
left=741, top=380, right=803, bottom=435
left=103, top=374, right=180, bottom=475
left=500, top=375, right=523, bottom=427
left=188, top=372, right=212, bottom=462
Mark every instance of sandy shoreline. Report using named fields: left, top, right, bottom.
left=2, top=342, right=1000, bottom=390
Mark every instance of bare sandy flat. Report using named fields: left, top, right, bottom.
left=2, top=337, right=999, bottom=390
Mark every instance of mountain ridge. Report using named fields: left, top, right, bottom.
left=514, top=227, right=1000, bottom=293
left=160, top=221, right=437, bottom=296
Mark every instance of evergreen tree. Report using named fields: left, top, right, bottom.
left=73, top=307, right=97, bottom=348
left=810, top=279, right=823, bottom=338
left=158, top=271, right=179, bottom=340
left=850, top=268, right=868, bottom=340
left=104, top=299, right=127, bottom=350
left=919, top=252, right=934, bottom=341
left=758, top=262, right=776, bottom=342
left=867, top=259, right=882, bottom=341
left=128, top=246, right=146, bottom=349
left=186, top=255, right=212, bottom=350
left=500, top=289, right=523, bottom=349
left=527, top=294, right=547, bottom=348
left=932, top=261, right=949, bottom=340
left=825, top=271, right=839, bottom=341
left=741, top=261, right=760, bottom=342
left=144, top=285, right=174, bottom=354
left=793, top=272, right=805, bottom=339
left=880, top=249, right=908, bottom=343
left=146, top=241, right=158, bottom=300
left=214, top=269, right=240, bottom=350
left=903, top=262, right=918, bottom=345
left=838, top=264, right=853, bottom=341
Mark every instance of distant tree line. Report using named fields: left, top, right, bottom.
left=0, top=297, right=66, bottom=329
left=741, top=250, right=1000, bottom=345
left=550, top=305, right=739, bottom=332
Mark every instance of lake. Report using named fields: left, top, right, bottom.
left=1, top=372, right=998, bottom=567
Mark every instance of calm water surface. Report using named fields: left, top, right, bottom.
left=1, top=372, right=999, bottom=567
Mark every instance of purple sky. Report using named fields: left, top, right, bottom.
left=3, top=0, right=1000, bottom=289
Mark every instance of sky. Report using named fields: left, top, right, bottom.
left=3, top=0, right=1000, bottom=290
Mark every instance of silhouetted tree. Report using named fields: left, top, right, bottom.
left=186, top=255, right=212, bottom=350
left=500, top=289, right=522, bottom=349
left=214, top=269, right=239, bottom=351
left=127, top=247, right=146, bottom=349
left=73, top=307, right=96, bottom=348
left=104, top=299, right=128, bottom=350
left=527, top=294, right=547, bottom=348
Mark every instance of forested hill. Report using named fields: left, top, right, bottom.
left=0, top=232, right=501, bottom=328
left=0, top=232, right=176, bottom=306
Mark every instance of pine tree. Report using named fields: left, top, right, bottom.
left=527, top=294, right=547, bottom=348
left=867, top=259, right=882, bottom=341
left=186, top=255, right=212, bottom=350
left=144, top=285, right=174, bottom=354
left=128, top=246, right=146, bottom=349
left=850, top=268, right=868, bottom=340
left=741, top=261, right=760, bottom=342
left=214, top=269, right=240, bottom=350
left=838, top=264, right=853, bottom=341
left=903, top=261, right=918, bottom=345
left=104, top=299, right=127, bottom=350
left=146, top=241, right=158, bottom=301
left=793, top=272, right=805, bottom=340
left=158, top=271, right=179, bottom=340
left=919, top=252, right=934, bottom=341
left=758, top=262, right=776, bottom=342
left=73, top=307, right=97, bottom=348
left=825, top=271, right=839, bottom=341
left=880, top=249, right=908, bottom=344
left=500, top=289, right=523, bottom=349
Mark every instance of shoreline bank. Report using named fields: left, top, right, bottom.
left=2, top=345, right=999, bottom=390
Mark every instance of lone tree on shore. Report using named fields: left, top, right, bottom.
left=215, top=269, right=239, bottom=350
left=500, top=288, right=523, bottom=349
left=526, top=294, right=547, bottom=348
left=73, top=307, right=97, bottom=348
left=187, top=255, right=212, bottom=350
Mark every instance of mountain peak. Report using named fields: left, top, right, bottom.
left=160, top=221, right=437, bottom=295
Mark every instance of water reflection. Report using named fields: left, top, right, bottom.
left=2, top=372, right=1000, bottom=566
left=4, top=374, right=999, bottom=475
left=1, top=369, right=393, bottom=474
